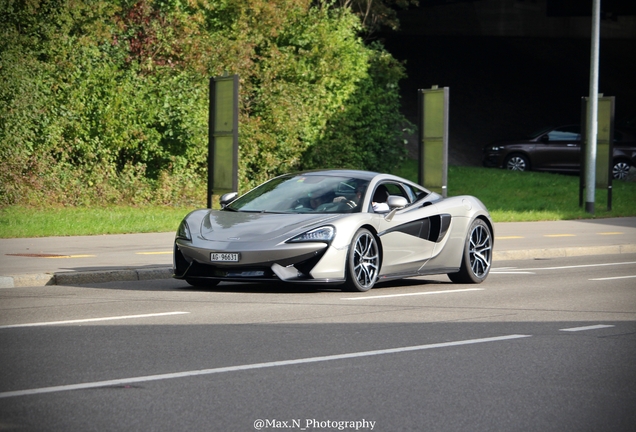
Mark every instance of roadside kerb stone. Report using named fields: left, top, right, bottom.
left=493, top=244, right=636, bottom=261
left=0, top=266, right=173, bottom=288
left=137, top=267, right=174, bottom=281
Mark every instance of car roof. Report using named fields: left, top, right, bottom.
left=288, top=169, right=380, bottom=181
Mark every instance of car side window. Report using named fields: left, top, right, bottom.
left=383, top=183, right=409, bottom=200
left=548, top=126, right=581, bottom=142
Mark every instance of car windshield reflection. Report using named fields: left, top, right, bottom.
left=226, top=174, right=367, bottom=214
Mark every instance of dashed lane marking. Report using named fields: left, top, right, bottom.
left=522, top=261, right=636, bottom=271
left=46, top=255, right=95, bottom=259
left=341, top=288, right=483, bottom=300
left=136, top=251, right=172, bottom=255
left=560, top=324, right=615, bottom=332
left=5, top=254, right=95, bottom=259
left=0, top=312, right=190, bottom=329
left=0, top=334, right=531, bottom=399
left=590, top=275, right=636, bottom=281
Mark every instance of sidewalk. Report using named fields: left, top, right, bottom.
left=1, top=218, right=635, bottom=288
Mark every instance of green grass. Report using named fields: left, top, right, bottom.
left=396, top=160, right=636, bottom=222
left=0, top=206, right=192, bottom=239
left=1, top=163, right=635, bottom=238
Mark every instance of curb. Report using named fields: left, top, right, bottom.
left=0, top=267, right=173, bottom=289
left=1, top=245, right=635, bottom=288
left=492, top=244, right=636, bottom=261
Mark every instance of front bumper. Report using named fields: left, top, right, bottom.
left=173, top=240, right=345, bottom=284
left=482, top=153, right=502, bottom=168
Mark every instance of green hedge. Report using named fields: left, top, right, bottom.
left=0, top=0, right=410, bottom=207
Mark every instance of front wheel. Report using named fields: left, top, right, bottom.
left=505, top=154, right=529, bottom=171
left=448, top=219, right=492, bottom=284
left=343, top=228, right=380, bottom=292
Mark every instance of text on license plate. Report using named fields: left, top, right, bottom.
left=210, top=252, right=240, bottom=262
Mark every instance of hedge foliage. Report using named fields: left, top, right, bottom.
left=0, top=0, right=411, bottom=207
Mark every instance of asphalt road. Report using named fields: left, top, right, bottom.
left=1, top=253, right=635, bottom=431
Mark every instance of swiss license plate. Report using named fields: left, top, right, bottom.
left=210, top=252, right=240, bottom=262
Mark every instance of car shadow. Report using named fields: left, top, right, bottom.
left=172, top=275, right=452, bottom=294
left=66, top=274, right=454, bottom=293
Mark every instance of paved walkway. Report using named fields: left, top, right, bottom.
left=1, top=217, right=635, bottom=288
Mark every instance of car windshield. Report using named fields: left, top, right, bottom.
left=528, top=126, right=555, bottom=139
left=225, top=174, right=368, bottom=214
left=529, top=125, right=581, bottom=141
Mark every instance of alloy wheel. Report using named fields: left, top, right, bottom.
left=352, top=232, right=379, bottom=290
left=468, top=224, right=492, bottom=278
left=613, top=161, right=631, bottom=180
left=506, top=156, right=527, bottom=171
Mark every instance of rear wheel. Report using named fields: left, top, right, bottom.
left=448, top=219, right=492, bottom=284
left=613, top=160, right=631, bottom=180
left=505, top=154, right=529, bottom=171
left=343, top=228, right=380, bottom=292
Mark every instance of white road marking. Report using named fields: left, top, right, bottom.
left=491, top=261, right=636, bottom=276
left=590, top=275, right=636, bottom=281
left=0, top=334, right=531, bottom=399
left=46, top=255, right=96, bottom=259
left=0, top=312, right=190, bottom=329
left=136, top=251, right=172, bottom=255
left=341, top=288, right=483, bottom=300
left=490, top=271, right=535, bottom=274
left=522, top=261, right=636, bottom=271
left=560, top=324, right=615, bottom=332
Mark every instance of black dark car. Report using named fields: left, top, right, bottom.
left=482, top=125, right=636, bottom=179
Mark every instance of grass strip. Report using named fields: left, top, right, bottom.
left=0, top=206, right=192, bottom=238
left=1, top=165, right=634, bottom=238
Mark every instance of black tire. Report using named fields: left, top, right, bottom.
left=505, top=154, right=529, bottom=171
left=343, top=228, right=380, bottom=292
left=613, top=160, right=631, bottom=180
left=448, top=219, right=492, bottom=284
left=185, top=278, right=220, bottom=288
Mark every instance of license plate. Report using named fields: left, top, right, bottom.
left=210, top=252, right=240, bottom=262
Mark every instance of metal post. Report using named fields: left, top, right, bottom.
left=207, top=77, right=215, bottom=209
left=418, top=86, right=449, bottom=197
left=585, top=0, right=601, bottom=214
left=208, top=74, right=239, bottom=209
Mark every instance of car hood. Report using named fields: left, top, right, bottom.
left=198, top=210, right=342, bottom=243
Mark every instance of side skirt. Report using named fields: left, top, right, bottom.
left=378, top=267, right=460, bottom=282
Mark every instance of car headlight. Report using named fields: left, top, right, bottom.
left=287, top=226, right=335, bottom=243
left=489, top=146, right=504, bottom=152
left=176, top=220, right=191, bottom=241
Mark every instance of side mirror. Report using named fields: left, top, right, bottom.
left=387, top=196, right=408, bottom=209
left=220, top=192, right=238, bottom=208
left=540, top=134, right=550, bottom=143
left=384, top=196, right=408, bottom=222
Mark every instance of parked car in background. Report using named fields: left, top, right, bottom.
left=482, top=125, right=636, bottom=179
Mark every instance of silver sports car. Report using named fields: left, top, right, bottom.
left=173, top=169, right=493, bottom=292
